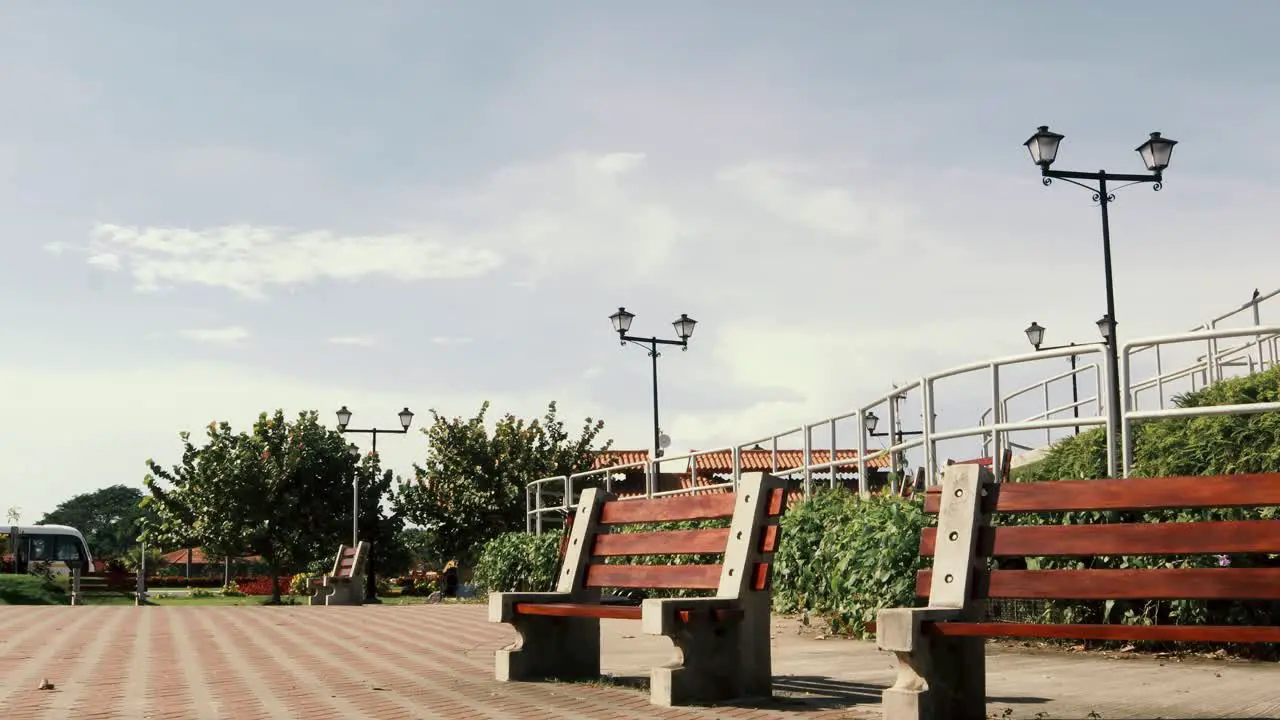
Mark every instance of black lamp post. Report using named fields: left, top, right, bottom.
left=1024, top=126, right=1177, bottom=453
left=1023, top=321, right=1110, bottom=435
left=608, top=307, right=697, bottom=462
left=864, top=410, right=922, bottom=482
left=336, top=406, right=413, bottom=601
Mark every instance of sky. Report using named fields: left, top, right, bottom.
left=3, top=1, right=1279, bottom=521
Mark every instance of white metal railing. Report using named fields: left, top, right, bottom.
left=527, top=289, right=1280, bottom=533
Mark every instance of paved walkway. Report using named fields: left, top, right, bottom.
left=0, top=604, right=1275, bottom=719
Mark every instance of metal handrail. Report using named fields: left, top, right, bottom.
left=526, top=289, right=1280, bottom=533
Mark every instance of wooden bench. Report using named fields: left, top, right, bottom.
left=490, top=471, right=788, bottom=707
left=876, top=463, right=1280, bottom=720
left=308, top=541, right=370, bottom=606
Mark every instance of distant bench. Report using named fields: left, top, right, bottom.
left=309, top=541, right=369, bottom=606
left=490, top=471, right=788, bottom=707
left=877, top=464, right=1280, bottom=720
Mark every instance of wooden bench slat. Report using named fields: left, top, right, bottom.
left=592, top=528, right=731, bottom=556
left=513, top=602, right=745, bottom=623
left=515, top=602, right=643, bottom=620
left=923, top=474, right=1280, bottom=514
left=920, top=520, right=1280, bottom=557
left=918, top=568, right=1280, bottom=600
left=926, top=622, right=1280, bottom=644
left=585, top=563, right=722, bottom=590
left=599, top=494, right=737, bottom=524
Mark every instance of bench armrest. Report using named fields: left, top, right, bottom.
left=489, top=592, right=575, bottom=623
left=640, top=597, right=739, bottom=636
left=876, top=606, right=965, bottom=653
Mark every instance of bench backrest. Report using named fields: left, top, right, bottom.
left=330, top=541, right=371, bottom=579
left=919, top=465, right=1280, bottom=608
left=556, top=471, right=787, bottom=600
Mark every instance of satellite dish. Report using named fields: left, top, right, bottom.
left=658, top=433, right=671, bottom=449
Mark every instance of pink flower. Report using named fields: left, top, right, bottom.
left=1216, top=554, right=1231, bottom=567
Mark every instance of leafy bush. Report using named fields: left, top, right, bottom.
left=290, top=573, right=311, bottom=596
left=597, top=518, right=731, bottom=599
left=221, top=580, right=244, bottom=597
left=1003, top=365, right=1280, bottom=646
left=473, top=530, right=563, bottom=593
left=0, top=573, right=68, bottom=605
left=772, top=490, right=929, bottom=636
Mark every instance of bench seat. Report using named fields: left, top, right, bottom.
left=491, top=471, right=787, bottom=707
left=512, top=601, right=746, bottom=623
left=876, top=465, right=1280, bottom=720
left=924, top=621, right=1280, bottom=643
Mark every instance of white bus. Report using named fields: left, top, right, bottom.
left=2, top=525, right=94, bottom=575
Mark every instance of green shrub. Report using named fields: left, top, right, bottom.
left=1002, top=365, right=1280, bottom=644
left=772, top=489, right=929, bottom=636
left=473, top=530, right=564, bottom=593
left=0, top=573, right=68, bottom=605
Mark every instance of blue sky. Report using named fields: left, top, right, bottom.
left=3, top=1, right=1278, bottom=520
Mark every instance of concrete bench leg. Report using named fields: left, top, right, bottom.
left=879, top=608, right=986, bottom=720
left=650, top=612, right=770, bottom=707
left=495, top=614, right=600, bottom=682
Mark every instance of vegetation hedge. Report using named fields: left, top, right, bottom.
left=472, top=366, right=1280, bottom=647
left=1001, top=365, right=1280, bottom=643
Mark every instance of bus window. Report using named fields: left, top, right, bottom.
left=55, top=537, right=84, bottom=563
left=28, top=536, right=52, bottom=562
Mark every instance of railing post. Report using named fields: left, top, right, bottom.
left=731, top=445, right=741, bottom=491
left=857, top=409, right=869, bottom=496
left=829, top=419, right=838, bottom=490
left=526, top=485, right=533, bottom=534
left=887, top=393, right=900, bottom=492
left=921, top=378, right=936, bottom=487
left=989, top=364, right=1002, bottom=483
left=802, top=425, right=813, bottom=499
left=534, top=484, right=544, bottom=535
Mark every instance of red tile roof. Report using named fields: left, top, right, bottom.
left=159, top=547, right=263, bottom=566
left=592, top=450, right=651, bottom=470
left=691, top=449, right=891, bottom=472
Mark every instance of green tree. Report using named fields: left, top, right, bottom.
left=38, top=484, right=152, bottom=561
left=396, top=401, right=610, bottom=566
left=353, top=458, right=407, bottom=601
left=142, top=410, right=360, bottom=603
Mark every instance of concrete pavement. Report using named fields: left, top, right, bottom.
left=0, top=604, right=1275, bottom=719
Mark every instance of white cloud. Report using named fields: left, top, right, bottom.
left=177, top=326, right=250, bottom=344
left=593, top=152, right=646, bottom=175
left=430, top=336, right=472, bottom=346
left=328, top=336, right=376, bottom=347
left=83, top=223, right=505, bottom=299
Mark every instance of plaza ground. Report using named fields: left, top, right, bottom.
left=0, top=604, right=1276, bottom=719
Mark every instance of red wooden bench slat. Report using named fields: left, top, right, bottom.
left=917, top=567, right=1280, bottom=600
left=598, top=494, right=736, bottom=524
left=513, top=602, right=745, bottom=623
left=759, top=525, right=780, bottom=553
left=923, top=474, right=1280, bottom=514
left=515, top=602, right=643, bottom=620
left=925, top=621, right=1280, bottom=644
left=592, top=528, right=730, bottom=556
left=919, top=519, right=1280, bottom=557
left=584, top=563, right=722, bottom=590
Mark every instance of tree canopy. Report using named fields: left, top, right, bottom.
left=396, top=400, right=610, bottom=564
left=38, top=484, right=151, bottom=560
left=142, top=410, right=362, bottom=601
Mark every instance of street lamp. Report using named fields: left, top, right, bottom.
left=1024, top=320, right=1116, bottom=435
left=608, top=307, right=697, bottom=463
left=864, top=409, right=923, bottom=487
left=335, top=406, right=414, bottom=548
left=1024, top=126, right=1176, bottom=471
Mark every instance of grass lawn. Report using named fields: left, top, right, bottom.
left=0, top=573, right=68, bottom=605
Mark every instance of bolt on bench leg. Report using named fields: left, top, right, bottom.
left=496, top=614, right=601, bottom=682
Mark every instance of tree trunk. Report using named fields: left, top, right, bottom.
left=269, top=558, right=282, bottom=604
left=364, top=546, right=377, bottom=601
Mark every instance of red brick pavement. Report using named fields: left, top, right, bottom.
left=0, top=604, right=869, bottom=720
